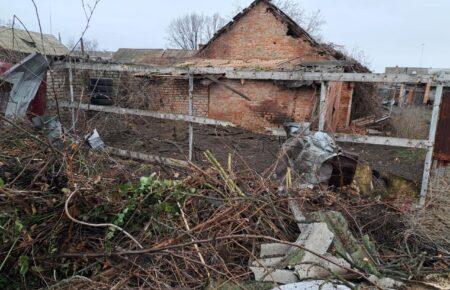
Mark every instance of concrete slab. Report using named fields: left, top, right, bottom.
left=250, top=267, right=299, bottom=284
left=251, top=257, right=285, bottom=267
left=286, top=222, right=335, bottom=265
left=260, top=243, right=292, bottom=258
left=272, top=280, right=351, bottom=290
left=295, top=254, right=350, bottom=279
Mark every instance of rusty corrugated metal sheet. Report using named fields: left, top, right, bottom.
left=434, top=89, right=450, bottom=162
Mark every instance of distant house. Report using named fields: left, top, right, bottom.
left=383, top=67, right=450, bottom=105
left=0, top=26, right=68, bottom=63
left=113, top=48, right=196, bottom=65
left=72, top=50, right=115, bottom=62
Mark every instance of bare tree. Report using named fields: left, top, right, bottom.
left=0, top=18, right=13, bottom=27
left=66, top=38, right=99, bottom=52
left=273, top=0, right=326, bottom=40
left=334, top=44, right=372, bottom=68
left=204, top=13, right=227, bottom=42
left=232, top=0, right=325, bottom=39
left=167, top=13, right=226, bottom=50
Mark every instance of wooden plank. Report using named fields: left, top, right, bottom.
left=204, top=75, right=252, bottom=101
left=398, top=84, right=405, bottom=107
left=108, top=147, right=188, bottom=168
left=423, top=82, right=432, bottom=104
left=55, top=101, right=236, bottom=128
left=407, top=89, right=415, bottom=105
left=420, top=85, right=444, bottom=204
left=51, top=62, right=450, bottom=85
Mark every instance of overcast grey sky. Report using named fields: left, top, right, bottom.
left=1, top=0, right=449, bottom=72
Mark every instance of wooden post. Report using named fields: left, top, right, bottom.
left=407, top=89, right=415, bottom=106
left=423, top=82, right=431, bottom=104
left=188, top=75, right=194, bottom=161
left=398, top=84, right=405, bottom=107
left=420, top=84, right=444, bottom=205
left=80, top=37, right=85, bottom=57
left=318, top=82, right=328, bottom=131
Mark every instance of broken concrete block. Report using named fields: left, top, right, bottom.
left=250, top=267, right=299, bottom=284
left=311, top=211, right=380, bottom=276
left=272, top=280, right=351, bottom=290
left=251, top=257, right=285, bottom=268
left=368, top=275, right=404, bottom=289
left=285, top=222, right=334, bottom=266
left=354, top=163, right=373, bottom=195
left=260, top=243, right=292, bottom=258
left=206, top=281, right=275, bottom=290
left=295, top=254, right=350, bottom=279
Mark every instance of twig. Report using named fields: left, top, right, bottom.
left=64, top=189, right=143, bottom=249
left=58, top=234, right=382, bottom=289
left=177, top=202, right=211, bottom=280
left=0, top=115, right=61, bottom=155
left=0, top=236, right=20, bottom=271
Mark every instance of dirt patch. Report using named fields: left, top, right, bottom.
left=340, top=143, right=425, bottom=184
left=82, top=113, right=424, bottom=184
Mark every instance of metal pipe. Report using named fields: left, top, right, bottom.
left=68, top=62, right=75, bottom=131
left=318, top=82, right=328, bottom=131
left=188, top=75, right=194, bottom=161
left=420, top=84, right=444, bottom=205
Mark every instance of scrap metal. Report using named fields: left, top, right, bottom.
left=1, top=53, right=48, bottom=119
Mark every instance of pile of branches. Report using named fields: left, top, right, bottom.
left=0, top=121, right=448, bottom=289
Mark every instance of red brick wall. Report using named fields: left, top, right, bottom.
left=208, top=80, right=317, bottom=132
left=47, top=0, right=355, bottom=133
left=139, top=78, right=209, bottom=116
left=48, top=69, right=209, bottom=117
left=200, top=1, right=331, bottom=62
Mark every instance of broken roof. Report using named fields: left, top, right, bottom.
left=0, top=26, right=68, bottom=56
left=199, top=0, right=319, bottom=54
left=113, top=48, right=196, bottom=65
left=198, top=0, right=369, bottom=73
left=177, top=58, right=351, bottom=72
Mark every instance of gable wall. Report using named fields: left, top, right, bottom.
left=201, top=2, right=331, bottom=61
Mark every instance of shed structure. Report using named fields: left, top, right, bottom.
left=48, top=0, right=366, bottom=132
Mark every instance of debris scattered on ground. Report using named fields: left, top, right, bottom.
left=273, top=280, right=352, bottom=290
left=0, top=122, right=448, bottom=289
left=277, top=124, right=357, bottom=188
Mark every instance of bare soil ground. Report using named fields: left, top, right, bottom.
left=85, top=113, right=425, bottom=184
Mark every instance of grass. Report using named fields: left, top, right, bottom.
left=397, top=149, right=426, bottom=162
left=389, top=106, right=431, bottom=139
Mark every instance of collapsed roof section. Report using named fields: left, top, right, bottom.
left=196, top=0, right=369, bottom=73
left=0, top=26, right=68, bottom=56
left=113, top=48, right=197, bottom=65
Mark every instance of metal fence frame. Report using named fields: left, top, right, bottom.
left=52, top=61, right=449, bottom=205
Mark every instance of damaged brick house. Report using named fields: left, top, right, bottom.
left=50, top=0, right=368, bottom=132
